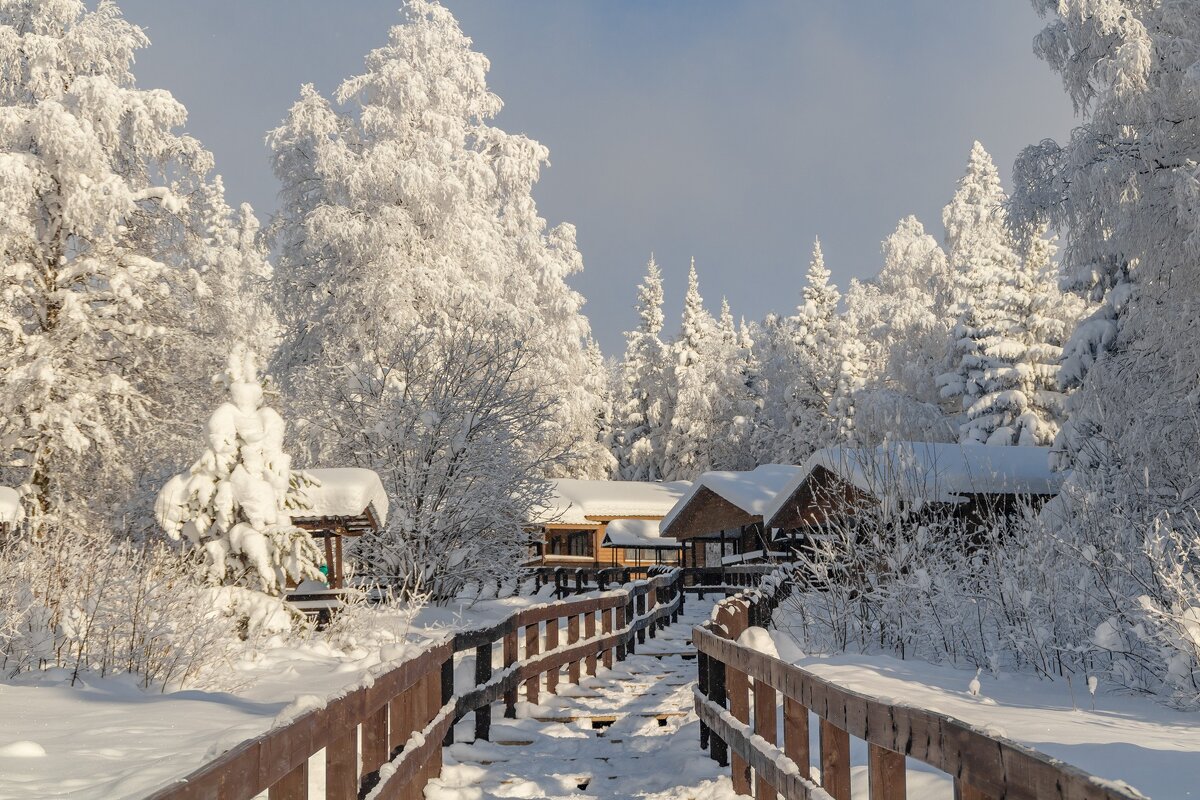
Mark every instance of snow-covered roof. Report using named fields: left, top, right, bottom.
left=0, top=487, right=22, bottom=525
left=602, top=518, right=682, bottom=550
left=296, top=468, right=389, bottom=526
left=764, top=442, right=1064, bottom=528
left=660, top=464, right=804, bottom=536
left=530, top=479, right=692, bottom=527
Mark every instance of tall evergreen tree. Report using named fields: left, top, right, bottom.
left=663, top=260, right=717, bottom=479
left=783, top=238, right=841, bottom=460
left=616, top=256, right=670, bottom=480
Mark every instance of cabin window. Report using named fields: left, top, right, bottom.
left=548, top=529, right=594, bottom=558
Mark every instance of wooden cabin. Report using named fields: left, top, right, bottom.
left=763, top=442, right=1065, bottom=546
left=527, top=479, right=691, bottom=568
left=601, top=517, right=681, bottom=567
left=659, top=465, right=803, bottom=568
left=292, top=468, right=389, bottom=589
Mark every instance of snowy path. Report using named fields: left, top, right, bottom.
left=426, top=597, right=743, bottom=800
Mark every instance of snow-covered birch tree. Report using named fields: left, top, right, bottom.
left=268, top=0, right=606, bottom=477
left=0, top=0, right=274, bottom=528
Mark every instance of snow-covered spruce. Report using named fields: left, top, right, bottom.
left=155, top=346, right=322, bottom=595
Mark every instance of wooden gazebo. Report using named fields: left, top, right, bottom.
left=292, top=468, right=389, bottom=589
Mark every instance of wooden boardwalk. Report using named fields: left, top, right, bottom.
left=426, top=597, right=739, bottom=799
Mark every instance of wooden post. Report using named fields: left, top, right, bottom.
left=441, top=656, right=455, bottom=746
left=636, top=591, right=647, bottom=645
left=698, top=652, right=711, bottom=751
left=709, top=657, right=728, bottom=768
left=727, top=665, right=752, bottom=795
left=585, top=609, right=598, bottom=676
left=753, top=679, right=778, bottom=800
left=820, top=719, right=852, bottom=800
left=869, top=743, right=907, bottom=800
left=568, top=614, right=581, bottom=684
left=602, top=606, right=614, bottom=669
left=524, top=622, right=541, bottom=705
left=475, top=642, right=493, bottom=741
left=502, top=628, right=518, bottom=719
left=783, top=697, right=810, bottom=781
left=323, top=534, right=335, bottom=588
left=545, top=618, right=560, bottom=694
left=269, top=760, right=307, bottom=800
left=616, top=604, right=628, bottom=661
left=954, top=780, right=997, bottom=800
left=362, top=701, right=390, bottom=779
left=326, top=720, right=357, bottom=800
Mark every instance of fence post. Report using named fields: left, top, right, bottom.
left=567, top=613, right=581, bottom=684
left=585, top=610, right=598, bottom=676
left=869, top=743, right=907, bottom=800
left=820, top=718, right=852, bottom=800
left=503, top=628, right=518, bottom=719
left=441, top=656, right=455, bottom=746
left=602, top=606, right=614, bottom=669
left=783, top=697, right=811, bottom=783
left=636, top=590, right=647, bottom=645
left=545, top=617, right=560, bottom=694
left=362, top=699, right=390, bottom=788
left=698, top=650, right=711, bottom=752
left=709, top=657, right=728, bottom=767
left=616, top=603, right=628, bottom=661
left=524, top=621, right=540, bottom=705
left=326, top=704, right=357, bottom=800
left=474, top=642, right=492, bottom=741
left=753, top=677, right=778, bottom=800
left=269, top=761, right=307, bottom=800
left=727, top=661, right=751, bottom=795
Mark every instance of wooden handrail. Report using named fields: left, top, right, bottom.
left=693, top=567, right=1146, bottom=800
left=147, top=569, right=685, bottom=800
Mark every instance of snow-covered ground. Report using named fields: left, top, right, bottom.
left=0, top=592, right=554, bottom=800
left=767, top=624, right=1200, bottom=800
left=426, top=596, right=741, bottom=800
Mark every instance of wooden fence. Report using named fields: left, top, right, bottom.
left=694, top=567, right=1144, bottom=800
left=147, top=569, right=684, bottom=800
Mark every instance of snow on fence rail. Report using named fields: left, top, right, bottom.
left=693, top=567, right=1146, bottom=800
left=146, top=569, right=685, bottom=800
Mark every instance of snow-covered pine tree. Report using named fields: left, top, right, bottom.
left=0, top=0, right=274, bottom=528
left=615, top=256, right=671, bottom=480
left=662, top=260, right=717, bottom=480
left=938, top=142, right=1061, bottom=445
left=707, top=298, right=758, bottom=470
left=155, top=346, right=322, bottom=595
left=783, top=238, right=840, bottom=460
left=268, top=0, right=604, bottom=475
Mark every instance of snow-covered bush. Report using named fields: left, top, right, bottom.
left=313, top=310, right=564, bottom=603
left=0, top=526, right=239, bottom=688
left=155, top=346, right=323, bottom=595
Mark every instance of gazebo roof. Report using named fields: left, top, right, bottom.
left=660, top=465, right=803, bottom=540
left=764, top=442, right=1064, bottom=529
left=293, top=468, right=389, bottom=535
left=602, top=518, right=682, bottom=550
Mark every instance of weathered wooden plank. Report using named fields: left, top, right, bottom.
left=503, top=629, right=519, bottom=718
left=783, top=696, right=811, bottom=784
left=727, top=665, right=752, bottom=795
left=362, top=701, right=390, bottom=777
left=753, top=677, right=779, bottom=800
left=585, top=610, right=598, bottom=676
left=567, top=614, right=581, bottom=684
left=819, top=718, right=851, bottom=800
left=268, top=758, right=307, bottom=800
left=545, top=617, right=560, bottom=695
left=524, top=622, right=541, bottom=704
left=868, top=743, right=906, bottom=800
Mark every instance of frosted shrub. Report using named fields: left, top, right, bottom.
left=0, top=527, right=238, bottom=689
left=318, top=310, right=567, bottom=603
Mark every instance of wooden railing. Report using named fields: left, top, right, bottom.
left=694, top=567, right=1144, bottom=800
left=525, top=564, right=779, bottom=600
left=147, top=569, right=684, bottom=800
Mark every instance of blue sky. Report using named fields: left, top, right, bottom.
left=117, top=1, right=1077, bottom=356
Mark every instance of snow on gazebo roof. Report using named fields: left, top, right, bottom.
left=660, top=464, right=804, bottom=540
left=764, top=442, right=1064, bottom=529
left=530, top=479, right=692, bottom=527
left=602, top=517, right=682, bottom=550
left=0, top=487, right=23, bottom=525
left=295, top=468, right=389, bottom=528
